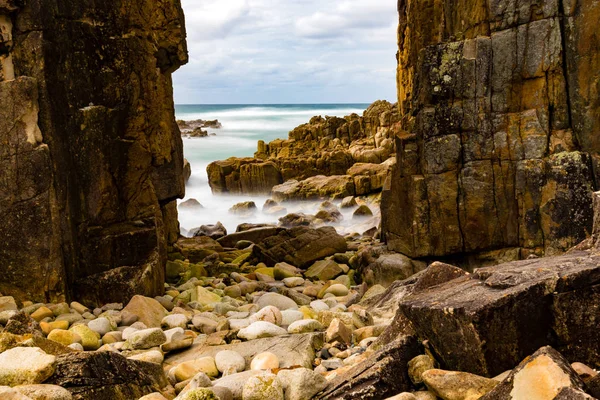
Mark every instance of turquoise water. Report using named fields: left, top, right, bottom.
left=175, top=104, right=370, bottom=234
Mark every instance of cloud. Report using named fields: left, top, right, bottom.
left=174, top=0, right=398, bottom=104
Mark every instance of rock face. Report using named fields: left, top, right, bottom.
left=0, top=0, right=188, bottom=304
left=382, top=0, right=600, bottom=261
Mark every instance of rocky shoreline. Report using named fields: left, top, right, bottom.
left=2, top=210, right=600, bottom=399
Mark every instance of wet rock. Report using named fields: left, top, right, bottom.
left=179, top=199, right=204, bottom=210
left=251, top=227, right=347, bottom=268
left=353, top=205, right=373, bottom=218
left=229, top=202, right=257, bottom=215
left=190, top=222, right=227, bottom=240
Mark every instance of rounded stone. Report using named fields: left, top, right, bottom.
left=280, top=310, right=304, bottom=327
left=179, top=388, right=219, bottom=400
left=238, top=321, right=288, bottom=340
left=287, top=319, right=324, bottom=334
left=128, top=350, right=164, bottom=364
left=126, top=327, right=167, bottom=350
left=325, top=284, right=349, bottom=297
left=173, top=357, right=219, bottom=381
left=242, top=374, right=284, bottom=400
left=249, top=306, right=282, bottom=326
left=310, top=300, right=329, bottom=312
left=161, top=314, right=188, bottom=330
left=256, top=293, right=298, bottom=311
left=250, top=352, right=280, bottom=371
left=87, top=317, right=113, bottom=336
left=215, top=350, right=246, bottom=375
left=47, top=329, right=82, bottom=347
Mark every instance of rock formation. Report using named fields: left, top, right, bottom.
left=206, top=100, right=399, bottom=198
left=0, top=0, right=188, bottom=305
left=382, top=0, right=600, bottom=262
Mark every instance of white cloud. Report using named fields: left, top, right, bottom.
left=174, top=0, right=398, bottom=104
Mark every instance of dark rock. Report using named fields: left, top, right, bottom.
left=217, top=227, right=283, bottom=248
left=236, top=223, right=276, bottom=232
left=46, top=351, right=171, bottom=400
left=481, top=347, right=585, bottom=400
left=353, top=205, right=373, bottom=218
left=316, top=335, right=421, bottom=399
left=190, top=222, right=227, bottom=240
left=179, top=199, right=203, bottom=210
left=229, top=201, right=257, bottom=215
left=174, top=236, right=224, bottom=263
left=183, top=158, right=192, bottom=183
left=554, top=388, right=595, bottom=400
left=251, top=226, right=347, bottom=268
left=586, top=374, right=600, bottom=398
left=360, top=253, right=427, bottom=288
left=279, top=213, right=317, bottom=228
left=4, top=312, right=42, bottom=337
left=263, top=199, right=279, bottom=210
left=399, top=252, right=600, bottom=376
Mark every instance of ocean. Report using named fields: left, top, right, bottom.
left=175, top=104, right=370, bottom=235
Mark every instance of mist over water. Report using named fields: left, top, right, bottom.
left=175, top=104, right=370, bottom=235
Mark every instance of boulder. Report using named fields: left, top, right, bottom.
left=229, top=202, right=257, bottom=215
left=179, top=199, right=203, bottom=210
left=362, top=253, right=427, bottom=288
left=277, top=368, right=327, bottom=400
left=174, top=237, right=224, bottom=263
left=305, top=259, right=344, bottom=282
left=217, top=227, right=283, bottom=248
left=212, top=370, right=263, bottom=400
left=272, top=175, right=355, bottom=202
left=251, top=227, right=347, bottom=268
left=242, top=374, right=284, bottom=400
left=190, top=222, right=227, bottom=240
left=399, top=252, right=600, bottom=376
left=46, top=352, right=170, bottom=399
left=481, top=347, right=586, bottom=399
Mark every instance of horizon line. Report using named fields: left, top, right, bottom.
left=174, top=102, right=375, bottom=106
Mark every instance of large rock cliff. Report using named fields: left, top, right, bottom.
left=0, top=0, right=187, bottom=305
left=382, top=0, right=600, bottom=262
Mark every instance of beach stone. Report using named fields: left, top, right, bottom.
left=139, top=394, right=168, bottom=400
left=102, top=331, right=122, bottom=344
left=321, top=358, right=344, bottom=370
left=195, top=287, right=222, bottom=306
left=187, top=372, right=212, bottom=389
left=413, top=392, right=437, bottom=400
left=281, top=310, right=304, bottom=327
left=250, top=352, right=279, bottom=371
left=87, top=317, right=113, bottom=336
left=274, top=263, right=301, bottom=280
left=325, top=284, right=349, bottom=297
left=162, top=336, right=194, bottom=353
left=30, top=307, right=53, bottom=322
left=325, top=318, right=351, bottom=344
left=193, top=316, right=219, bottom=334
left=224, top=286, right=242, bottom=298
left=122, top=295, right=168, bottom=328
left=0, top=297, right=18, bottom=313
left=249, top=306, right=282, bottom=325
left=0, top=386, right=31, bottom=400
left=0, top=347, right=56, bottom=386
left=39, top=321, right=69, bottom=336
left=179, top=388, right=219, bottom=399
left=213, top=370, right=263, bottom=400
left=386, top=394, right=417, bottom=400
left=162, top=314, right=188, bottom=330
left=310, top=300, right=329, bottom=312
left=174, top=357, right=219, bottom=381
left=256, top=293, right=298, bottom=311
left=228, top=319, right=251, bottom=331
left=353, top=205, right=373, bottom=218
left=283, top=277, right=305, bottom=288
left=69, top=302, right=89, bottom=315
left=238, top=322, right=288, bottom=340
left=127, top=328, right=167, bottom=350
left=216, top=350, right=246, bottom=376
left=423, top=369, right=499, bottom=400
left=68, top=325, right=100, bottom=350
left=305, top=260, right=343, bottom=282
left=47, top=330, right=82, bottom=347
left=242, top=374, right=284, bottom=400
left=287, top=319, right=323, bottom=334
left=354, top=325, right=386, bottom=342
left=277, top=368, right=327, bottom=400
left=55, top=313, right=83, bottom=325
left=128, top=350, right=164, bottom=364
left=340, top=196, right=357, bottom=208
left=67, top=343, right=84, bottom=351
left=409, top=355, right=436, bottom=385
left=15, top=384, right=72, bottom=400
left=481, top=346, right=586, bottom=400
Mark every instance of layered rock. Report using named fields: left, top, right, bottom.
left=381, top=0, right=600, bottom=261
left=207, top=101, right=399, bottom=198
left=0, top=0, right=188, bottom=304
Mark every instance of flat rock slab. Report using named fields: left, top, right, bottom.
left=164, top=333, right=323, bottom=372
left=400, top=251, right=600, bottom=376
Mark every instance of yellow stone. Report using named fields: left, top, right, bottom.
left=47, top=329, right=82, bottom=346
left=254, top=268, right=274, bottom=277
left=193, top=287, right=221, bottom=306
left=69, top=325, right=100, bottom=350
left=299, top=306, right=317, bottom=320
left=173, top=357, right=219, bottom=382
left=40, top=320, right=69, bottom=335
left=30, top=307, right=54, bottom=322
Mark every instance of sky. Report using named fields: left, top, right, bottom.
left=173, top=0, right=398, bottom=104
